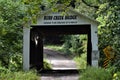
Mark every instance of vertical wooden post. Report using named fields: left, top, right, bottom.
left=23, top=27, right=30, bottom=71
left=91, top=24, right=99, bottom=67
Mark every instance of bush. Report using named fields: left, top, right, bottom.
left=113, top=72, right=120, bottom=80
left=0, top=0, right=23, bottom=69
left=62, top=35, right=87, bottom=56
left=0, top=66, right=9, bottom=73
left=74, top=53, right=87, bottom=69
left=0, top=70, right=40, bottom=80
left=8, top=53, right=22, bottom=71
left=79, top=66, right=112, bottom=80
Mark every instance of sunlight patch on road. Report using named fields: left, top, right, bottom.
left=47, top=59, right=77, bottom=70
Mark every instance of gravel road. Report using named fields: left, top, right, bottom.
left=41, top=48, right=79, bottom=80
left=43, top=48, right=77, bottom=70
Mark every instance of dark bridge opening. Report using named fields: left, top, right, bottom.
left=30, top=25, right=92, bottom=73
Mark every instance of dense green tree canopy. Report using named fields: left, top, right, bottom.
left=0, top=0, right=24, bottom=70
left=96, top=0, right=120, bottom=69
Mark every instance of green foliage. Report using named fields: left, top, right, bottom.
left=74, top=53, right=87, bottom=69
left=0, top=70, right=40, bottom=80
left=71, top=35, right=84, bottom=56
left=43, top=60, right=52, bottom=70
left=22, top=0, right=42, bottom=24
left=62, top=36, right=72, bottom=55
left=0, top=66, right=10, bottom=73
left=0, top=0, right=23, bottom=70
left=79, top=66, right=112, bottom=80
left=106, top=66, right=120, bottom=80
left=75, top=0, right=97, bottom=19
left=113, top=72, right=120, bottom=80
left=9, top=53, right=22, bottom=71
left=97, top=0, right=120, bottom=70
left=106, top=66, right=117, bottom=75
left=62, top=35, right=87, bottom=56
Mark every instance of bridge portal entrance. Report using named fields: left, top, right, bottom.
left=30, top=25, right=91, bottom=72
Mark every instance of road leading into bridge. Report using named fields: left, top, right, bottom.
left=43, top=48, right=77, bottom=70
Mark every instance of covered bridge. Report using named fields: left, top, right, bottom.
left=23, top=5, right=99, bottom=71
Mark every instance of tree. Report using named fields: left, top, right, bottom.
left=0, top=0, right=24, bottom=70
left=97, top=0, right=120, bottom=69
left=63, top=35, right=86, bottom=56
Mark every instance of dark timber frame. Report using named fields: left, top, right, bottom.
left=30, top=25, right=92, bottom=72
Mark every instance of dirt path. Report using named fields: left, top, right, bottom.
left=41, top=48, right=79, bottom=80
left=43, top=48, right=77, bottom=70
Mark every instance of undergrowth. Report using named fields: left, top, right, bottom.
left=0, top=67, right=40, bottom=80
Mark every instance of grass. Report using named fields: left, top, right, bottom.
left=73, top=53, right=87, bottom=69
left=43, top=59, right=52, bottom=70
left=44, top=44, right=64, bottom=53
left=79, top=66, right=112, bottom=80
left=0, top=68, right=40, bottom=80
